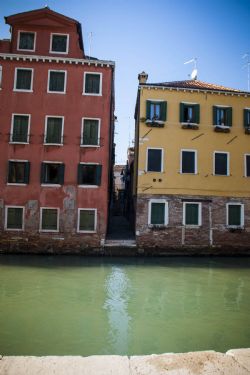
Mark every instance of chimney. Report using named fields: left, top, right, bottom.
left=138, top=71, right=148, bottom=84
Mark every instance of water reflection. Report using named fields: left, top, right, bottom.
left=103, top=266, right=131, bottom=354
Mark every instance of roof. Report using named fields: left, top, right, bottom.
left=141, top=79, right=248, bottom=94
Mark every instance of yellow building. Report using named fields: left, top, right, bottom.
left=134, top=72, right=250, bottom=253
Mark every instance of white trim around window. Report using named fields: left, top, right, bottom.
left=17, top=30, right=36, bottom=52
left=213, top=151, right=230, bottom=176
left=13, top=67, right=34, bottom=92
left=39, top=207, right=60, bottom=232
left=244, top=154, right=250, bottom=177
left=49, top=33, right=69, bottom=54
left=83, top=72, right=102, bottom=96
left=226, top=203, right=244, bottom=228
left=5, top=205, right=25, bottom=231
left=47, top=70, right=67, bottom=94
left=44, top=115, right=64, bottom=146
left=146, top=147, right=164, bottom=172
left=148, top=199, right=168, bottom=226
left=183, top=202, right=202, bottom=227
left=77, top=208, right=97, bottom=233
left=180, top=149, right=197, bottom=174
left=81, top=117, right=101, bottom=147
left=10, top=113, right=31, bottom=144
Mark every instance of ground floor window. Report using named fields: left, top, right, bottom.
left=148, top=200, right=168, bottom=226
left=40, top=208, right=59, bottom=232
left=183, top=202, right=201, bottom=226
left=227, top=204, right=244, bottom=227
left=5, top=206, right=24, bottom=230
left=78, top=209, right=97, bottom=232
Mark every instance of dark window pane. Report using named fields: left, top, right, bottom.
left=51, top=35, right=67, bottom=52
left=79, top=210, right=95, bottom=231
left=85, top=74, right=100, bottom=94
left=8, top=162, right=26, bottom=183
left=246, top=155, right=250, bottom=177
left=46, top=117, right=63, bottom=143
left=43, top=163, right=61, bottom=184
left=147, top=149, right=162, bottom=172
left=215, top=153, right=228, bottom=175
left=19, top=32, right=34, bottom=50
left=42, top=209, right=58, bottom=230
left=228, top=205, right=241, bottom=226
left=16, top=69, right=32, bottom=90
left=49, top=72, right=65, bottom=92
left=182, top=151, right=195, bottom=173
left=12, top=115, right=29, bottom=142
left=151, top=202, right=165, bottom=225
left=185, top=204, right=199, bottom=225
left=82, top=120, right=99, bottom=145
left=183, top=106, right=194, bottom=122
left=7, top=208, right=23, bottom=229
left=79, top=164, right=97, bottom=185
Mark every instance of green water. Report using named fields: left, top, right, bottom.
left=0, top=255, right=250, bottom=356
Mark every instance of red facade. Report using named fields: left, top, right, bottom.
left=0, top=8, right=115, bottom=252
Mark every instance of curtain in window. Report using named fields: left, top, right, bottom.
left=12, top=115, right=28, bottom=142
left=46, top=118, right=62, bottom=143
left=80, top=210, right=95, bottom=231
left=85, top=74, right=100, bottom=94
left=228, top=205, right=241, bottom=226
left=19, top=33, right=34, bottom=50
left=49, top=72, right=65, bottom=92
left=16, top=69, right=32, bottom=90
left=185, top=204, right=198, bottom=225
left=151, top=203, right=165, bottom=225
left=42, top=209, right=58, bottom=230
left=52, top=35, right=67, bottom=52
left=82, top=120, right=98, bottom=145
left=7, top=208, right=23, bottom=229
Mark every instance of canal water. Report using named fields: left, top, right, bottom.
left=0, top=255, right=250, bottom=356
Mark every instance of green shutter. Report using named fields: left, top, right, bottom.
left=24, top=162, right=30, bottom=184
left=195, top=104, right=200, bottom=124
left=13, top=115, right=28, bottom=142
left=151, top=203, right=165, bottom=225
left=7, top=208, right=23, bottom=229
left=46, top=118, right=62, bottom=143
left=213, top=106, right=217, bottom=125
left=228, top=205, right=241, bottom=226
left=80, top=210, right=95, bottom=231
left=160, top=102, right=167, bottom=121
left=244, top=109, right=250, bottom=128
left=83, top=120, right=98, bottom=145
left=8, top=161, right=12, bottom=183
left=77, top=164, right=83, bottom=185
left=146, top=101, right=151, bottom=120
left=180, top=103, right=184, bottom=122
left=227, top=107, right=232, bottom=127
left=41, top=163, right=45, bottom=184
left=185, top=204, right=199, bottom=225
left=95, top=165, right=102, bottom=185
left=42, top=209, right=58, bottom=230
left=59, top=164, right=65, bottom=185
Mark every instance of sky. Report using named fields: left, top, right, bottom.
left=0, top=0, right=249, bottom=164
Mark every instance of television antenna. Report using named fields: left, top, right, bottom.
left=242, top=53, right=250, bottom=91
left=184, top=57, right=198, bottom=80
left=88, top=32, right=93, bottom=59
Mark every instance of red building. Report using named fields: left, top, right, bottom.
left=0, top=7, right=115, bottom=252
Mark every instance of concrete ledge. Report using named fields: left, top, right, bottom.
left=1, top=349, right=250, bottom=374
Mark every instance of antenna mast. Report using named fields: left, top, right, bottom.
left=184, top=57, right=198, bottom=80
left=242, top=53, right=250, bottom=91
left=88, top=32, right=93, bottom=59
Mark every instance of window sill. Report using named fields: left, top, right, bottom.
left=82, top=92, right=102, bottom=96
left=7, top=183, right=27, bottom=186
left=49, top=50, right=68, bottom=54
left=145, top=120, right=165, bottom=127
left=17, top=48, right=35, bottom=52
left=180, top=172, right=197, bottom=175
left=184, top=224, right=201, bottom=228
left=9, top=142, right=29, bottom=145
left=13, top=89, right=33, bottom=93
left=78, top=185, right=99, bottom=188
left=181, top=123, right=199, bottom=130
left=47, top=91, right=66, bottom=94
left=227, top=226, right=244, bottom=232
left=214, top=125, right=231, bottom=133
left=80, top=144, right=100, bottom=148
left=39, top=229, right=59, bottom=233
left=148, top=224, right=167, bottom=230
left=213, top=174, right=230, bottom=177
left=41, top=184, right=61, bottom=187
left=77, top=230, right=96, bottom=233
left=5, top=228, right=24, bottom=231
left=44, top=143, right=63, bottom=146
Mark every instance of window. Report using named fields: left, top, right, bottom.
left=41, top=162, right=64, bottom=185
left=84, top=73, right=102, bottom=95
left=181, top=150, right=197, bottom=174
left=50, top=34, right=69, bottom=53
left=81, top=118, right=100, bottom=146
left=245, top=154, right=250, bottom=177
left=78, top=209, right=97, bottom=232
left=40, top=208, right=59, bottom=232
left=180, top=103, right=200, bottom=124
left=8, top=161, right=30, bottom=184
left=214, top=152, right=229, bottom=176
left=147, top=148, right=163, bottom=172
left=5, top=206, right=24, bottom=230
left=78, top=164, right=102, bottom=186
left=10, top=114, right=30, bottom=143
left=48, top=70, right=66, bottom=93
left=213, top=106, right=232, bottom=127
left=146, top=101, right=167, bottom=123
left=227, top=204, right=244, bottom=227
left=148, top=200, right=168, bottom=226
left=14, top=68, right=33, bottom=91
left=18, top=31, right=35, bottom=51
left=244, top=109, right=250, bottom=128
left=44, top=116, right=64, bottom=145
left=183, top=202, right=201, bottom=226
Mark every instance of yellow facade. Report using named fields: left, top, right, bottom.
left=136, top=85, right=250, bottom=198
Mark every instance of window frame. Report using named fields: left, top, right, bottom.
left=148, top=199, right=168, bottom=227
left=83, top=72, right=102, bottom=96
left=213, top=105, right=232, bottom=128
left=14, top=67, right=34, bottom=92
left=10, top=113, right=31, bottom=144
left=49, top=33, right=69, bottom=54
left=244, top=108, right=250, bottom=128
left=81, top=117, right=101, bottom=147
left=78, top=162, right=102, bottom=188
left=40, top=207, right=60, bottom=233
left=146, top=99, right=167, bottom=124
left=146, top=147, right=164, bottom=173
left=5, top=205, right=25, bottom=231
left=226, top=203, right=244, bottom=228
left=47, top=70, right=67, bottom=94
left=17, top=30, right=36, bottom=52
left=213, top=151, right=230, bottom=176
left=7, top=159, right=30, bottom=186
left=180, top=149, right=198, bottom=174
left=244, top=154, right=250, bottom=177
left=180, top=102, right=200, bottom=124
left=77, top=208, right=97, bottom=233
left=44, top=115, right=64, bottom=146
left=183, top=202, right=202, bottom=227
left=41, top=161, right=64, bottom=187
